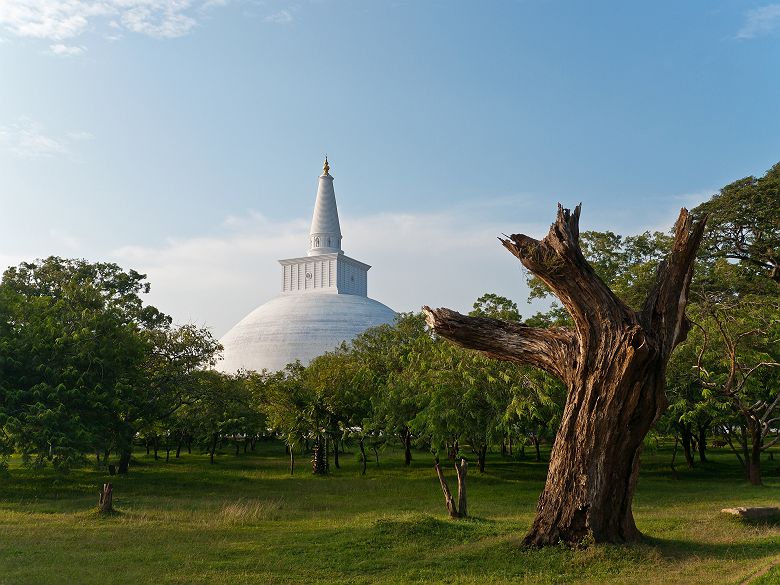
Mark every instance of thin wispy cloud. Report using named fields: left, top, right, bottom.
left=0, top=0, right=225, bottom=46
left=263, top=9, right=292, bottom=24
left=736, top=4, right=780, bottom=39
left=0, top=117, right=92, bottom=159
left=49, top=42, right=86, bottom=56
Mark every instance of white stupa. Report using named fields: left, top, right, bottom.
left=217, top=158, right=397, bottom=373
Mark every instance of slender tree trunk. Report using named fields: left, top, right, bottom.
left=187, top=438, right=192, bottom=454
left=456, top=458, right=468, bottom=517
left=740, top=424, right=751, bottom=479
left=165, top=447, right=170, bottom=462
left=145, top=440, right=150, bottom=456
left=153, top=436, right=159, bottom=460
left=435, top=461, right=459, bottom=518
left=501, top=437, right=508, bottom=457
left=680, top=423, right=695, bottom=469
left=359, top=439, right=367, bottom=476
left=176, top=440, right=182, bottom=459
left=478, top=444, right=487, bottom=473
left=697, top=424, right=708, bottom=463
left=532, top=434, right=541, bottom=462
left=749, top=424, right=763, bottom=486
left=670, top=433, right=679, bottom=479
left=333, top=436, right=340, bottom=469
left=210, top=433, right=218, bottom=465
left=509, top=435, right=513, bottom=457
left=434, top=458, right=468, bottom=518
left=402, top=429, right=413, bottom=466
left=372, top=446, right=380, bottom=465
left=424, top=205, right=705, bottom=546
left=289, top=444, right=295, bottom=475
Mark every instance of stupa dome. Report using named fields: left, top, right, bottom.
left=218, top=293, right=396, bottom=373
left=217, top=158, right=397, bottom=373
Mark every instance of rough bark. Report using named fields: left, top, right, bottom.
left=423, top=205, right=705, bottom=546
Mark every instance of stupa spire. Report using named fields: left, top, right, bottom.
left=308, top=156, right=342, bottom=256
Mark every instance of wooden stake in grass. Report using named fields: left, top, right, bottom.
left=435, top=458, right=468, bottom=518
left=98, top=483, right=113, bottom=514
left=424, top=205, right=706, bottom=545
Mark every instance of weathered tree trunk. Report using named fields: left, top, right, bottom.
left=424, top=205, right=705, bottom=546
left=98, top=483, right=113, bottom=513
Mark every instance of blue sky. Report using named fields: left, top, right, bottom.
left=1, top=0, right=779, bottom=336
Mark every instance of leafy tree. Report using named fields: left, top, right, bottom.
left=470, top=293, right=521, bottom=321
left=693, top=162, right=780, bottom=283
left=0, top=257, right=220, bottom=473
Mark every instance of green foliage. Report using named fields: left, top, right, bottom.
left=469, top=293, right=521, bottom=321
left=693, top=162, right=780, bottom=283
left=0, top=257, right=221, bottom=471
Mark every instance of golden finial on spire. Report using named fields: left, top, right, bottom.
left=323, top=155, right=330, bottom=176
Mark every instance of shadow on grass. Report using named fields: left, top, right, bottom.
left=643, top=534, right=780, bottom=562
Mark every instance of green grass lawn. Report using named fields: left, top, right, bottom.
left=0, top=442, right=778, bottom=585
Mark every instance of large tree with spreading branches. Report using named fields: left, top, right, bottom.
left=423, top=204, right=706, bottom=546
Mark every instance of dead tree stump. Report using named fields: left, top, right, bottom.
left=424, top=205, right=706, bottom=545
left=98, top=483, right=113, bottom=514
